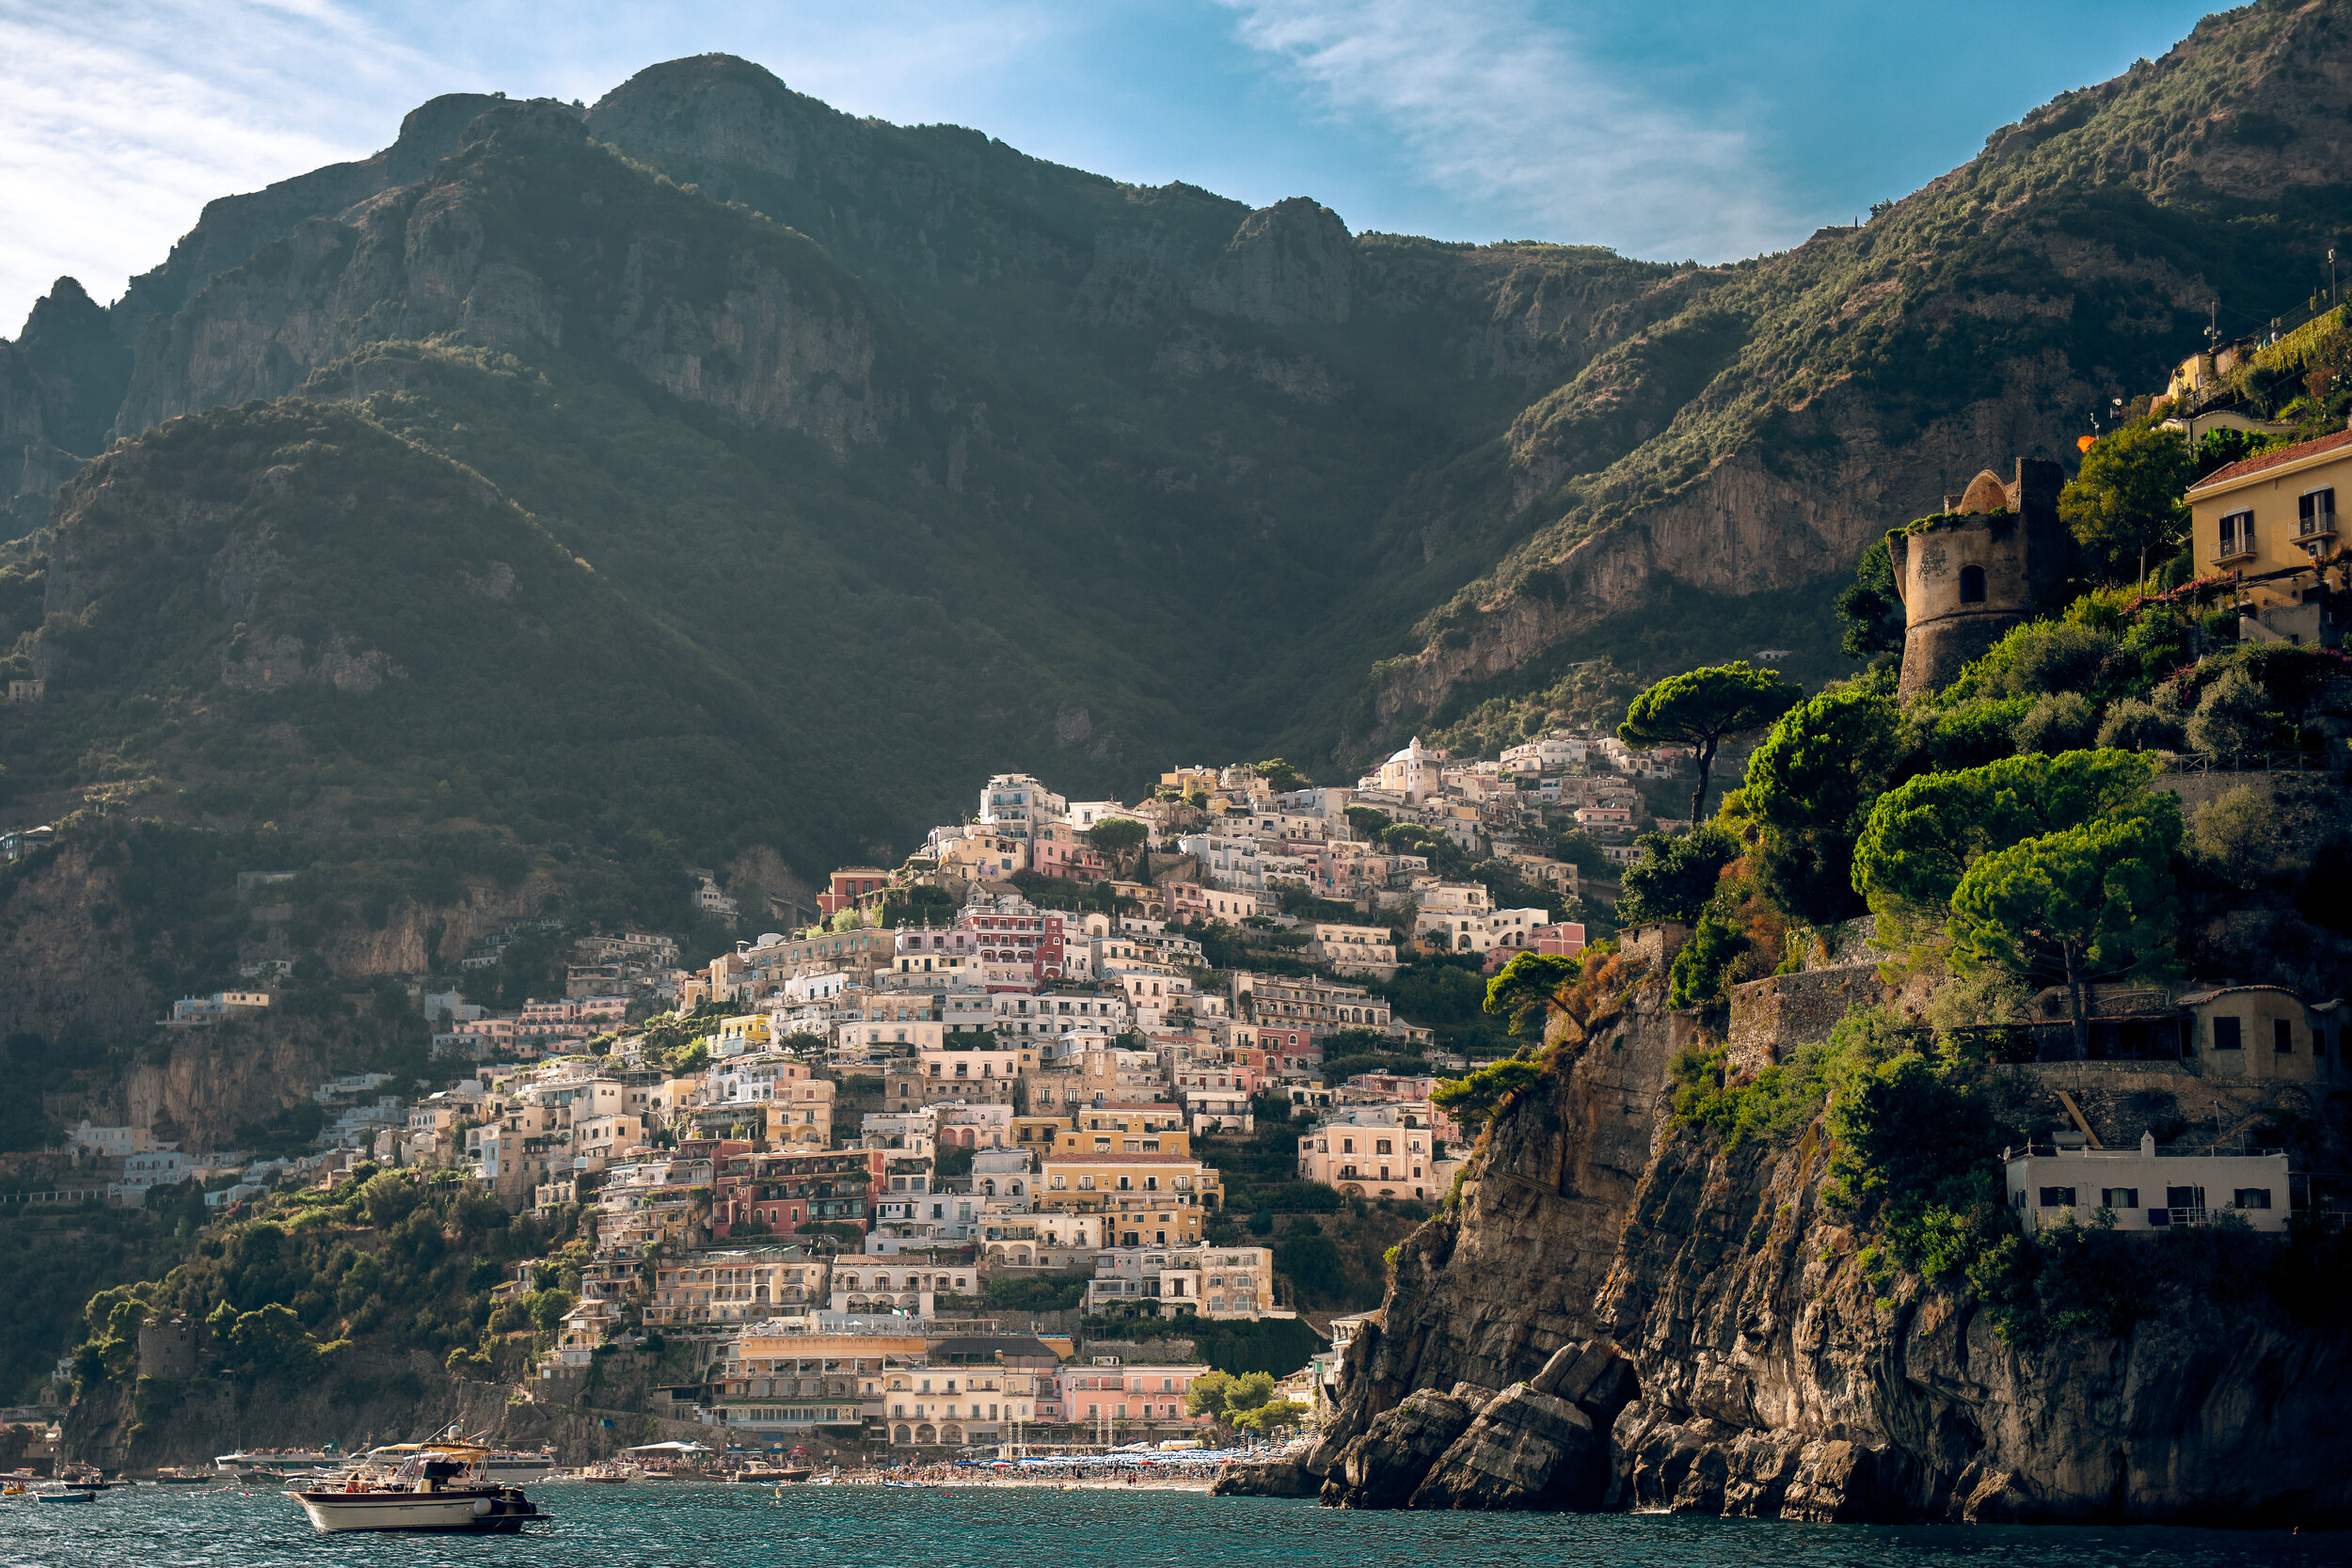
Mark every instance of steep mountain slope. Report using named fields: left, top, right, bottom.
left=0, top=93, right=503, bottom=537
left=27, top=397, right=842, bottom=858
left=1366, top=0, right=2352, bottom=740
left=6, top=4, right=2350, bottom=891
left=4, top=86, right=1704, bottom=873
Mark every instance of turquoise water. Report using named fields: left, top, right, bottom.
left=1, top=1481, right=2341, bottom=1568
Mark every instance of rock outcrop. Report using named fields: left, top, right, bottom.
left=1311, top=952, right=2352, bottom=1526
left=117, top=101, right=891, bottom=459
left=1320, top=969, right=1688, bottom=1446
left=1409, top=1384, right=1604, bottom=1511
left=1593, top=1116, right=2352, bottom=1525
left=1319, top=1386, right=1486, bottom=1508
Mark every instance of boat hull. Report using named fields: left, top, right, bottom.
left=291, top=1488, right=545, bottom=1534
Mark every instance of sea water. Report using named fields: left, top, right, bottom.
left=2, top=1481, right=2341, bottom=1568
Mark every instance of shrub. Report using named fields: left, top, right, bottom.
left=2188, top=784, right=2269, bottom=875
left=2095, top=698, right=2182, bottom=752
left=2185, top=669, right=2275, bottom=756
left=1950, top=620, right=2117, bottom=702
left=1670, top=1006, right=1916, bottom=1148
left=2011, top=691, right=2098, bottom=754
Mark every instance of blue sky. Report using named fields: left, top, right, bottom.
left=1, top=0, right=2218, bottom=333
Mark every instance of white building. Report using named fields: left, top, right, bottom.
left=1374, top=736, right=1437, bottom=806
left=1501, top=733, right=1587, bottom=773
left=978, top=773, right=1067, bottom=839
left=2003, top=1132, right=2291, bottom=1234
left=1086, top=1244, right=1277, bottom=1319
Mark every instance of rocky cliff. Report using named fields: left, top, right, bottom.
left=1594, top=1115, right=2350, bottom=1526
left=61, top=1341, right=703, bottom=1470
left=1247, top=949, right=2352, bottom=1527
left=1366, top=0, right=2352, bottom=737
left=118, top=100, right=892, bottom=458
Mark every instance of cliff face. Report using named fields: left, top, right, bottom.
left=0, top=841, right=157, bottom=1046
left=61, top=1344, right=697, bottom=1469
left=1288, top=959, right=2352, bottom=1526
left=119, top=101, right=891, bottom=458
left=1366, top=0, right=2352, bottom=736
left=1598, top=1121, right=2352, bottom=1526
left=1325, top=975, right=1688, bottom=1432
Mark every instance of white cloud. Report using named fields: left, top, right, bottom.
left=0, top=0, right=441, bottom=332
left=1218, top=0, right=1788, bottom=260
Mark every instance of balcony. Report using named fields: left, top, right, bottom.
left=2297, top=509, right=2336, bottom=541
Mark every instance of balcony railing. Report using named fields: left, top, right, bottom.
left=2296, top=509, right=2336, bottom=539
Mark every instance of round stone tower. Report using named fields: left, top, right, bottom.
left=1892, top=457, right=2069, bottom=698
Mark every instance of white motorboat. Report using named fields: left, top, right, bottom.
left=288, top=1447, right=546, bottom=1534
left=214, top=1447, right=341, bottom=1474
left=357, top=1442, right=556, bottom=1484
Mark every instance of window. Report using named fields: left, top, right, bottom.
left=2217, top=510, right=2254, bottom=559
left=2212, top=1017, right=2242, bottom=1051
left=2275, top=1019, right=2293, bottom=1053
left=2299, top=487, right=2335, bottom=537
left=2100, top=1188, right=2137, bottom=1209
left=2235, top=1188, right=2272, bottom=1210
left=2038, top=1186, right=2075, bottom=1208
left=2166, top=1185, right=2201, bottom=1211
left=1958, top=563, right=1987, bottom=604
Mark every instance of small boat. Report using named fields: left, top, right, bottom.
left=151, top=1466, right=217, bottom=1485
left=37, top=1489, right=96, bottom=1505
left=733, top=1465, right=813, bottom=1484
left=288, top=1445, right=547, bottom=1535
left=579, top=1463, right=631, bottom=1484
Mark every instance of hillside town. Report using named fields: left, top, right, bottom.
left=15, top=727, right=1667, bottom=1450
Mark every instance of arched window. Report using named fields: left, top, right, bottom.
left=1959, top=563, right=1987, bottom=604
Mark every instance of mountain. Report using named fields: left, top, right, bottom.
left=6, top=3, right=2351, bottom=905
left=1368, top=0, right=2352, bottom=725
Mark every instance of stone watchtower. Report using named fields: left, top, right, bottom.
left=1891, top=457, right=2070, bottom=698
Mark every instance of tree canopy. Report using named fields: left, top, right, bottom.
left=2058, top=422, right=2195, bottom=580
left=1741, top=686, right=1908, bottom=926
left=1833, top=540, right=1906, bottom=672
left=1483, top=951, right=1581, bottom=1029
left=1086, top=817, right=1148, bottom=854
left=1252, top=758, right=1310, bottom=793
left=1619, top=661, right=1804, bottom=823
left=1617, top=824, right=1741, bottom=927
left=1948, top=814, right=2182, bottom=1055
left=1851, top=748, right=2175, bottom=929
left=1430, top=1057, right=1545, bottom=1131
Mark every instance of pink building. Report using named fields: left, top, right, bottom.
left=1056, top=1362, right=1215, bottom=1427
left=1030, top=823, right=1112, bottom=881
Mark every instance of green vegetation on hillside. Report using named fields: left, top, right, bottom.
left=70, top=1169, right=580, bottom=1394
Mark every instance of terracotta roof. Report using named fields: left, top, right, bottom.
left=2188, top=425, right=2352, bottom=493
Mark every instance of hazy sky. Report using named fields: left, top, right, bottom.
left=2, top=0, right=2217, bottom=334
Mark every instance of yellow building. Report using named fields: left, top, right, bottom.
left=765, top=1077, right=835, bottom=1149
left=1050, top=1104, right=1194, bottom=1158
left=2185, top=426, right=2352, bottom=641
left=723, top=1328, right=925, bottom=1437
left=1039, top=1150, right=1221, bottom=1247
left=713, top=1015, right=772, bottom=1053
